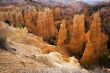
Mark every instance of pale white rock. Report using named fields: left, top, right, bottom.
left=68, top=56, right=81, bottom=67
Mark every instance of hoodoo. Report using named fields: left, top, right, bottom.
left=81, top=12, right=108, bottom=64
left=69, top=14, right=85, bottom=54
left=57, top=19, right=67, bottom=46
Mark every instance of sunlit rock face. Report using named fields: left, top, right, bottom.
left=0, top=6, right=58, bottom=39
left=0, top=22, right=28, bottom=42
left=36, top=11, right=49, bottom=38
left=0, top=12, right=10, bottom=22
left=69, top=14, right=85, bottom=54
left=2, top=12, right=10, bottom=21
left=57, top=19, right=67, bottom=46
left=31, top=9, right=38, bottom=27
left=15, top=12, right=24, bottom=26
left=81, top=12, right=108, bottom=64
left=23, top=7, right=38, bottom=34
left=0, top=21, right=70, bottom=61
left=0, top=12, right=5, bottom=22
left=45, top=8, right=58, bottom=38
left=24, top=11, right=36, bottom=33
left=9, top=11, right=16, bottom=26
left=37, top=8, right=58, bottom=39
left=0, top=22, right=88, bottom=73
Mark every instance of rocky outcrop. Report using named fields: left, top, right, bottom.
left=45, top=8, right=58, bottom=38
left=30, top=10, right=38, bottom=27
left=0, top=12, right=10, bottom=22
left=9, top=11, right=16, bottom=26
left=81, top=13, right=108, bottom=64
left=69, top=14, right=85, bottom=54
left=36, top=8, right=58, bottom=39
left=36, top=11, right=49, bottom=38
left=57, top=19, right=67, bottom=46
left=15, top=11, right=24, bottom=26
left=0, top=6, right=58, bottom=39
left=0, top=22, right=88, bottom=73
left=0, top=21, right=70, bottom=61
left=24, top=11, right=36, bottom=33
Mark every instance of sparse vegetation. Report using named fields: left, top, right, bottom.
left=16, top=24, right=23, bottom=29
left=98, top=50, right=109, bottom=67
left=66, top=30, right=71, bottom=44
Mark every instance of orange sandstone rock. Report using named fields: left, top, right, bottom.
left=36, top=8, right=58, bottom=39
left=15, top=12, right=24, bottom=26
left=36, top=11, right=49, bottom=38
left=0, top=12, right=10, bottom=22
left=69, top=14, right=85, bottom=54
left=45, top=8, right=58, bottom=38
left=30, top=10, right=38, bottom=26
left=9, top=11, right=16, bottom=26
left=4, top=12, right=10, bottom=21
left=57, top=19, right=67, bottom=46
left=80, top=13, right=108, bottom=64
left=24, top=12, right=36, bottom=33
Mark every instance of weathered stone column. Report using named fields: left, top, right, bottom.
left=81, top=12, right=108, bottom=64
left=69, top=14, right=85, bottom=54
left=57, top=19, right=67, bottom=46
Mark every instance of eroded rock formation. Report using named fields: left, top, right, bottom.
left=0, top=22, right=88, bottom=73
left=0, top=21, right=70, bottom=61
left=57, top=19, right=67, bottom=46
left=15, top=11, right=24, bottom=26
left=0, top=6, right=58, bottom=39
left=45, top=8, right=58, bottom=38
left=36, top=11, right=49, bottom=38
left=36, top=8, right=58, bottom=39
left=69, top=14, right=85, bottom=54
left=9, top=11, right=16, bottom=26
left=24, top=11, right=36, bottom=33
left=81, top=13, right=108, bottom=64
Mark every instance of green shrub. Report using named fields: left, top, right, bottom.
left=98, top=50, right=109, bottom=67
left=16, top=24, right=23, bottom=29
left=66, top=30, right=71, bottom=44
